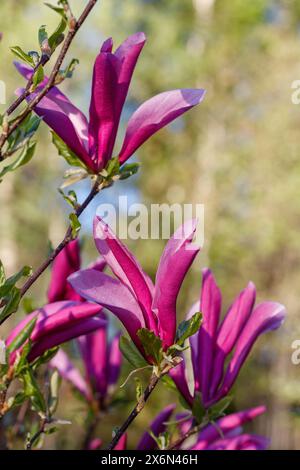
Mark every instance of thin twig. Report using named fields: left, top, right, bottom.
left=26, top=418, right=48, bottom=450
left=0, top=0, right=99, bottom=159
left=106, top=372, right=160, bottom=450
left=168, top=422, right=201, bottom=450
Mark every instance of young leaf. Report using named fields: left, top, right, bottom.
left=32, top=65, right=45, bottom=89
left=137, top=328, right=163, bottom=365
left=0, top=265, right=32, bottom=298
left=51, top=132, right=87, bottom=169
left=48, top=370, right=61, bottom=415
left=119, top=336, right=147, bottom=369
left=208, top=396, right=232, bottom=421
left=7, top=316, right=37, bottom=354
left=134, top=377, right=143, bottom=402
left=119, top=162, right=140, bottom=180
left=22, top=368, right=47, bottom=414
left=10, top=46, right=34, bottom=67
left=0, top=142, right=37, bottom=180
left=38, top=25, right=48, bottom=49
left=175, top=312, right=202, bottom=347
left=48, top=18, right=67, bottom=51
left=32, top=347, right=59, bottom=370
left=58, top=188, right=78, bottom=209
left=0, top=287, right=21, bottom=324
left=69, top=213, right=81, bottom=238
left=14, top=341, right=32, bottom=376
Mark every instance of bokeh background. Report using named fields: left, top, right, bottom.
left=1, top=0, right=300, bottom=449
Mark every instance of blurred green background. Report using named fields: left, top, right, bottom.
left=1, top=0, right=300, bottom=449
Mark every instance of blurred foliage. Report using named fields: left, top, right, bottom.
left=1, top=0, right=300, bottom=449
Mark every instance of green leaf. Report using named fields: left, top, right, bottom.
left=7, top=316, right=37, bottom=354
left=28, top=51, right=40, bottom=66
left=208, top=396, right=232, bottom=421
left=58, top=188, right=78, bottom=209
left=38, top=25, right=48, bottom=50
left=0, top=265, right=32, bottom=298
left=44, top=3, right=66, bottom=18
left=119, top=162, right=140, bottom=180
left=10, top=46, right=34, bottom=67
left=32, top=65, right=45, bottom=89
left=119, top=336, right=148, bottom=369
left=51, top=132, right=87, bottom=169
left=69, top=213, right=81, bottom=238
left=137, top=328, right=163, bottom=365
left=161, top=374, right=177, bottom=391
left=32, top=347, right=59, bottom=370
left=175, top=312, right=202, bottom=347
left=8, top=392, right=28, bottom=410
left=48, top=18, right=67, bottom=51
left=192, top=392, right=206, bottom=424
left=106, top=157, right=120, bottom=178
left=14, top=341, right=32, bottom=376
left=0, top=287, right=21, bottom=324
left=0, top=142, right=37, bottom=180
left=48, top=370, right=61, bottom=415
left=22, top=368, right=47, bottom=414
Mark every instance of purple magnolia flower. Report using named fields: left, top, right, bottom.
left=6, top=300, right=105, bottom=364
left=170, top=268, right=286, bottom=408
left=69, top=217, right=200, bottom=361
left=15, top=33, right=206, bottom=173
left=189, top=406, right=268, bottom=451
left=50, top=322, right=122, bottom=407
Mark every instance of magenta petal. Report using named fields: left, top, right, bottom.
left=216, top=302, right=286, bottom=401
left=196, top=269, right=221, bottom=404
left=153, top=219, right=200, bottom=348
left=78, top=322, right=108, bottom=397
left=14, top=62, right=92, bottom=169
left=93, top=217, right=157, bottom=332
left=88, top=52, right=120, bottom=169
left=68, top=268, right=145, bottom=349
left=48, top=240, right=81, bottom=303
left=50, top=348, right=91, bottom=400
left=207, top=434, right=269, bottom=450
left=114, top=433, right=127, bottom=450
left=119, top=88, right=206, bottom=163
left=137, top=404, right=176, bottom=450
left=210, top=282, right=256, bottom=399
left=29, top=315, right=105, bottom=362
left=169, top=359, right=193, bottom=407
left=192, top=406, right=266, bottom=450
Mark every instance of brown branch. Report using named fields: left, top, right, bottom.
left=168, top=422, right=201, bottom=450
left=105, top=372, right=160, bottom=451
left=26, top=418, right=48, bottom=450
left=0, top=0, right=99, bottom=159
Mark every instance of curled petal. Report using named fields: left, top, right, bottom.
left=153, top=219, right=200, bottom=347
left=50, top=349, right=91, bottom=400
left=68, top=269, right=145, bottom=351
left=93, top=217, right=156, bottom=332
left=14, top=62, right=92, bottom=170
left=119, top=89, right=206, bottom=163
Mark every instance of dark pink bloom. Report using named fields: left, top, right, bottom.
left=6, top=301, right=105, bottom=363
left=189, top=406, right=268, bottom=450
left=170, top=268, right=286, bottom=408
left=15, top=33, right=206, bottom=173
left=48, top=239, right=81, bottom=302
left=69, top=217, right=200, bottom=360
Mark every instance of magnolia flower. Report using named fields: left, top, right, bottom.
left=108, top=405, right=267, bottom=450
left=50, top=322, right=122, bottom=407
left=6, top=301, right=105, bottom=364
left=170, top=268, right=286, bottom=408
left=188, top=406, right=268, bottom=450
left=69, top=217, right=200, bottom=362
left=15, top=33, right=206, bottom=173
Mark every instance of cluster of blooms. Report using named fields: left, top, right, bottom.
left=4, top=32, right=286, bottom=450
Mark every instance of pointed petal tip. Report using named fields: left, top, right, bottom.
left=100, top=37, right=113, bottom=53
